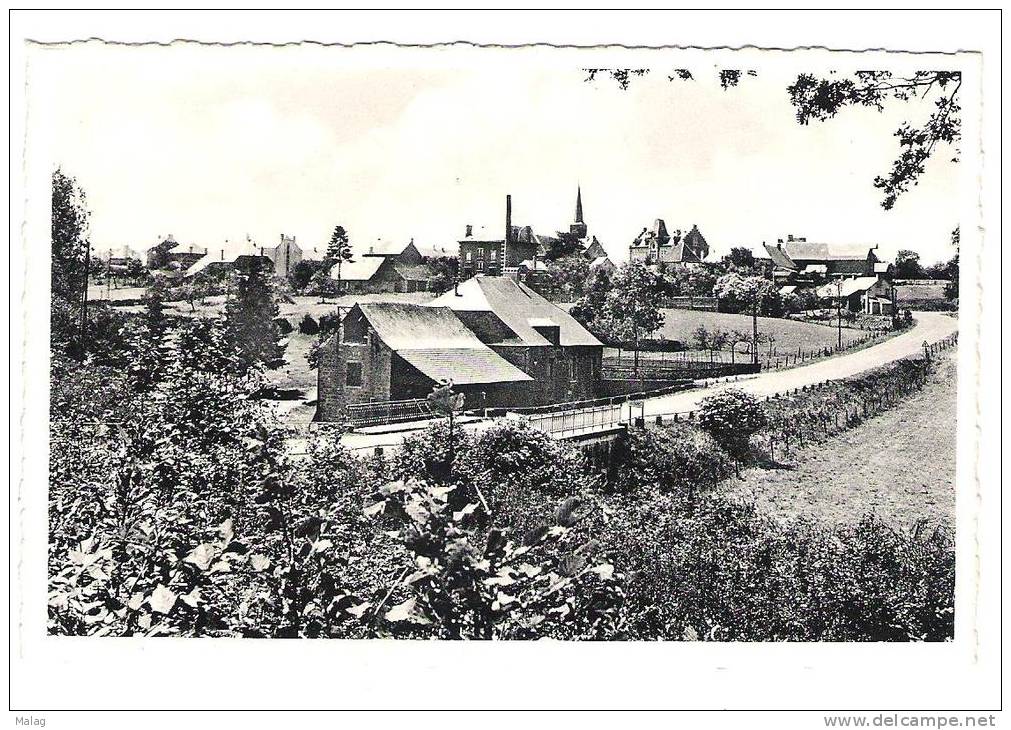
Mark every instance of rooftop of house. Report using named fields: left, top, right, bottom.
left=185, top=240, right=270, bottom=276
left=816, top=276, right=883, bottom=298
left=328, top=256, right=386, bottom=282
left=428, top=275, right=602, bottom=348
left=353, top=303, right=532, bottom=386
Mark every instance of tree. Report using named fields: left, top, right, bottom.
left=713, top=272, right=781, bottom=317
left=539, top=255, right=591, bottom=302
left=723, top=247, right=756, bottom=270
left=51, top=169, right=92, bottom=355
left=327, top=225, right=353, bottom=293
left=601, top=262, right=664, bottom=372
left=894, top=249, right=925, bottom=280
left=310, top=268, right=339, bottom=304
left=224, top=258, right=286, bottom=372
left=569, top=265, right=613, bottom=329
left=787, top=71, right=961, bottom=210
left=289, top=259, right=327, bottom=293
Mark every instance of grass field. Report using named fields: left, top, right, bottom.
left=650, top=309, right=865, bottom=354
left=718, top=354, right=956, bottom=527
left=896, top=284, right=948, bottom=304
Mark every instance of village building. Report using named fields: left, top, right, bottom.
left=315, top=302, right=534, bottom=421
left=145, top=235, right=208, bottom=271
left=763, top=235, right=886, bottom=283
left=628, top=220, right=709, bottom=266
left=329, top=238, right=442, bottom=293
left=265, top=234, right=302, bottom=277
left=94, top=244, right=143, bottom=276
left=816, top=276, right=897, bottom=315
left=184, top=239, right=275, bottom=279
left=458, top=190, right=615, bottom=280
left=428, top=275, right=604, bottom=405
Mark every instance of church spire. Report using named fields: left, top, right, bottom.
left=575, top=185, right=584, bottom=224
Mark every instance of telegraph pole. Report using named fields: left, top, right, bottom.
left=751, top=297, right=759, bottom=366
left=78, top=243, right=92, bottom=360
left=836, top=280, right=843, bottom=350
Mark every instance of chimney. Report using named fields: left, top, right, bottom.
left=787, top=234, right=795, bottom=242
left=504, top=194, right=512, bottom=268
left=777, top=238, right=783, bottom=244
left=465, top=224, right=473, bottom=238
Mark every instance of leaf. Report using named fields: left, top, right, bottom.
left=682, top=625, right=700, bottom=641
left=127, top=593, right=144, bottom=611
left=346, top=601, right=372, bottom=618
left=218, top=518, right=234, bottom=545
left=590, top=563, right=615, bottom=580
left=363, top=501, right=386, bottom=517
left=148, top=585, right=177, bottom=614
left=180, top=588, right=202, bottom=608
left=453, top=503, right=479, bottom=522
left=311, top=539, right=333, bottom=554
left=184, top=543, right=216, bottom=571
left=250, top=554, right=271, bottom=572
left=385, top=597, right=431, bottom=625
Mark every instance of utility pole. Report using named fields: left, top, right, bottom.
left=78, top=243, right=92, bottom=360
left=751, top=297, right=759, bottom=366
left=836, top=280, right=843, bottom=350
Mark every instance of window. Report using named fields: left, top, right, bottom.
left=569, top=359, right=577, bottom=382
left=345, top=361, right=363, bottom=387
left=490, top=249, right=497, bottom=260
left=477, top=248, right=484, bottom=259
left=465, top=251, right=473, bottom=261
left=476, top=260, right=484, bottom=272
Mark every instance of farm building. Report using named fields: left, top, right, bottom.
left=428, top=275, right=604, bottom=405
left=184, top=240, right=275, bottom=279
left=816, top=275, right=896, bottom=314
left=763, top=236, right=889, bottom=284
left=330, top=239, right=442, bottom=293
left=315, top=303, right=534, bottom=421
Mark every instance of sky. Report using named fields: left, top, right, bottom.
left=27, top=43, right=963, bottom=266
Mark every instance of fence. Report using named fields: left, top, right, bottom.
left=601, top=360, right=759, bottom=381
left=518, top=402, right=626, bottom=439
left=656, top=295, right=719, bottom=311
left=647, top=331, right=958, bottom=457
left=613, top=325, right=892, bottom=373
left=343, top=398, right=434, bottom=428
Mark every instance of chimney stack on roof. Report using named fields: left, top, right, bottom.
left=465, top=224, right=473, bottom=238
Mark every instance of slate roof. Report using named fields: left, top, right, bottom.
left=655, top=242, right=703, bottom=264
left=328, top=256, right=386, bottom=282
left=783, top=242, right=875, bottom=261
left=816, top=276, right=881, bottom=298
left=428, top=275, right=602, bottom=348
left=763, top=243, right=798, bottom=270
left=185, top=241, right=270, bottom=276
left=392, top=262, right=440, bottom=282
left=354, top=303, right=532, bottom=386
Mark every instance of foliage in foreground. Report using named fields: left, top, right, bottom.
left=612, top=495, right=954, bottom=641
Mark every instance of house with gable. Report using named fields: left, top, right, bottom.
left=315, top=302, right=534, bottom=421
left=628, top=220, right=709, bottom=266
left=428, top=275, right=604, bottom=404
left=330, top=238, right=442, bottom=293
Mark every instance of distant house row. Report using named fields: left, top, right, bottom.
left=763, top=235, right=896, bottom=315
left=316, top=275, right=603, bottom=419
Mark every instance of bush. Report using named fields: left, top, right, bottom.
left=274, top=317, right=293, bottom=335
left=298, top=314, right=319, bottom=335
left=609, top=424, right=735, bottom=499
left=697, top=388, right=768, bottom=459
left=612, top=495, right=955, bottom=641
